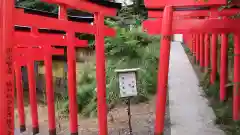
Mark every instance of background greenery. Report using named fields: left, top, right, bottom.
left=56, top=20, right=160, bottom=118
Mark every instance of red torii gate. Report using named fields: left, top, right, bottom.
left=14, top=27, right=88, bottom=134
left=13, top=45, right=65, bottom=134
left=143, top=0, right=240, bottom=135
left=144, top=0, right=240, bottom=7
left=145, top=8, right=240, bottom=96
left=147, top=8, right=240, bottom=18
left=0, top=0, right=121, bottom=135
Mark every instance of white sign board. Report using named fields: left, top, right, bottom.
left=116, top=68, right=139, bottom=98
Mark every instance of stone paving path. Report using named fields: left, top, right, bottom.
left=168, top=42, right=225, bottom=135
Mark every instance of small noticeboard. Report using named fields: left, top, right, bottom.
left=115, top=68, right=140, bottom=98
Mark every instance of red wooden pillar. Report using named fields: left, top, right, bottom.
left=189, top=34, right=193, bottom=52
left=200, top=33, right=204, bottom=71
left=67, top=33, right=79, bottom=135
left=185, top=34, right=189, bottom=48
left=44, top=45, right=56, bottom=135
left=59, top=6, right=79, bottom=135
left=204, top=33, right=210, bottom=71
left=188, top=34, right=192, bottom=52
left=95, top=13, right=108, bottom=135
left=14, top=63, right=26, bottom=132
left=27, top=61, right=39, bottom=134
left=233, top=34, right=240, bottom=121
left=27, top=28, right=40, bottom=134
left=0, top=0, right=15, bottom=135
left=31, top=27, right=57, bottom=134
left=196, top=34, right=200, bottom=64
left=155, top=6, right=173, bottom=135
left=211, top=34, right=218, bottom=84
left=14, top=46, right=64, bottom=134
left=32, top=27, right=57, bottom=134
left=191, top=34, right=193, bottom=53
left=220, top=33, right=228, bottom=101
left=192, top=34, right=196, bottom=63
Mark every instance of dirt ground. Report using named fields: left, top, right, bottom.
left=15, top=96, right=171, bottom=135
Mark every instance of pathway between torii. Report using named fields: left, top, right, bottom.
left=168, top=41, right=225, bottom=135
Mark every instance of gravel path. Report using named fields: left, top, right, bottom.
left=15, top=97, right=171, bottom=135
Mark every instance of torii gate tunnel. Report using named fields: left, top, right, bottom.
left=143, top=0, right=240, bottom=135
left=1, top=0, right=240, bottom=135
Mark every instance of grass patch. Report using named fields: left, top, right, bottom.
left=200, top=72, right=240, bottom=135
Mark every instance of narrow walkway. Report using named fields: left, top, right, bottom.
left=168, top=42, right=225, bottom=135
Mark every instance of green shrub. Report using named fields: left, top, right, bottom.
left=56, top=20, right=160, bottom=117
left=202, top=74, right=240, bottom=135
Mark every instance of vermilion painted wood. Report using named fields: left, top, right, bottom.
left=204, top=34, right=210, bottom=70
left=14, top=62, right=26, bottom=132
left=14, top=26, right=77, bottom=134
left=44, top=46, right=56, bottom=135
left=155, top=6, right=173, bottom=135
left=148, top=8, right=240, bottom=18
left=233, top=34, right=240, bottom=121
left=211, top=34, right=218, bottom=84
left=42, top=0, right=117, bottom=16
left=14, top=46, right=64, bottom=135
left=13, top=47, right=64, bottom=65
left=196, top=34, right=200, bottom=63
left=200, top=34, right=204, bottom=71
left=27, top=61, right=39, bottom=134
left=192, top=34, right=196, bottom=63
left=15, top=28, right=66, bottom=135
left=143, top=18, right=240, bottom=34
left=189, top=34, right=193, bottom=52
left=15, top=46, right=64, bottom=135
left=58, top=6, right=79, bottom=135
left=15, top=30, right=64, bottom=135
left=67, top=32, right=79, bottom=134
left=190, top=34, right=193, bottom=53
left=14, top=31, right=88, bottom=47
left=177, top=18, right=240, bottom=33
left=95, top=12, right=108, bottom=135
left=148, top=11, right=164, bottom=18
left=14, top=9, right=116, bottom=37
left=66, top=32, right=79, bottom=135
left=187, top=34, right=193, bottom=52
left=0, top=1, right=15, bottom=135
left=149, top=10, right=208, bottom=18
left=148, top=10, right=209, bottom=19
left=220, top=33, right=228, bottom=101
left=144, top=0, right=226, bottom=8
left=21, top=48, right=41, bottom=134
